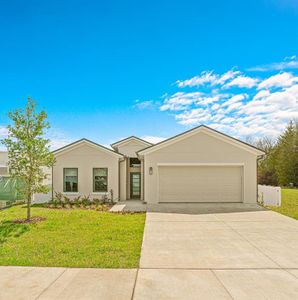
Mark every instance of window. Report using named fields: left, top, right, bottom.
left=129, top=157, right=141, bottom=167
left=93, top=168, right=108, bottom=192
left=63, top=168, right=78, bottom=192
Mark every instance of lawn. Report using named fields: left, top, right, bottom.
left=0, top=206, right=145, bottom=268
left=269, top=188, right=298, bottom=220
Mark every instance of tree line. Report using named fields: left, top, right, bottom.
left=254, top=120, right=298, bottom=187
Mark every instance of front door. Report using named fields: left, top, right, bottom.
left=130, top=172, right=141, bottom=199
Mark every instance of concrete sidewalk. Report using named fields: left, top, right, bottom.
left=0, top=267, right=137, bottom=300
left=1, top=210, right=298, bottom=299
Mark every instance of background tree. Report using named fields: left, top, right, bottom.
left=2, top=98, right=55, bottom=221
left=255, top=137, right=278, bottom=186
left=254, top=120, right=298, bottom=187
left=274, top=120, right=298, bottom=186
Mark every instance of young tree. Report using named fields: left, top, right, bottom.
left=2, top=98, right=55, bottom=221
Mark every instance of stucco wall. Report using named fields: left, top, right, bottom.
left=117, top=140, right=148, bottom=157
left=53, top=143, right=120, bottom=200
left=143, top=132, right=257, bottom=204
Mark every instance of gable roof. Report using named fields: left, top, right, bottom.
left=53, top=138, right=124, bottom=158
left=137, top=125, right=265, bottom=156
left=111, top=136, right=152, bottom=149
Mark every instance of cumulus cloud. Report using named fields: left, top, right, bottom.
left=258, top=72, right=298, bottom=89
left=136, top=57, right=298, bottom=140
left=248, top=56, right=298, bottom=72
left=224, top=76, right=258, bottom=88
left=0, top=125, right=71, bottom=151
left=0, top=126, right=8, bottom=138
left=166, top=66, right=298, bottom=138
left=44, top=128, right=72, bottom=150
left=176, top=70, right=240, bottom=88
left=134, top=100, right=154, bottom=110
left=221, top=94, right=247, bottom=107
left=160, top=92, right=202, bottom=111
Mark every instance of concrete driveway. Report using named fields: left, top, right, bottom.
left=135, top=209, right=298, bottom=299
left=1, top=209, right=298, bottom=299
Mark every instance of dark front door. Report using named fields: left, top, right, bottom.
left=130, top=172, right=141, bottom=199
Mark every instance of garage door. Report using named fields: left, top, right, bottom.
left=158, top=166, right=243, bottom=203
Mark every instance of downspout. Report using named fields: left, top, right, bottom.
left=118, top=157, right=125, bottom=202
left=118, top=158, right=120, bottom=202
left=142, top=157, right=145, bottom=203
left=51, top=165, right=54, bottom=200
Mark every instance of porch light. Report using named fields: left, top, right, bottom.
left=149, top=167, right=153, bottom=175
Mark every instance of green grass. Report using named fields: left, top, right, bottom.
left=269, top=188, right=298, bottom=220
left=0, top=206, right=145, bottom=268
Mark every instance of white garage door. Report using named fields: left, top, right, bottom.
left=158, top=166, right=243, bottom=203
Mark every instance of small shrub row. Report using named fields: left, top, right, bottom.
left=45, top=192, right=115, bottom=211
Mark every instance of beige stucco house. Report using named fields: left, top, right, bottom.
left=52, top=125, right=265, bottom=204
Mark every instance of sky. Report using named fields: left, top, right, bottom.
left=0, top=0, right=298, bottom=150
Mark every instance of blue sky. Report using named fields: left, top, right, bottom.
left=0, top=0, right=298, bottom=149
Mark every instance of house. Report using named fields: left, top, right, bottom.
left=0, top=152, right=8, bottom=176
left=52, top=125, right=265, bottom=204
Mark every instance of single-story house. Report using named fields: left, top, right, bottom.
left=52, top=125, right=265, bottom=204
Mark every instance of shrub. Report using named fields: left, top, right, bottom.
left=73, top=196, right=81, bottom=207
left=81, top=195, right=91, bottom=207
left=63, top=195, right=71, bottom=208
left=93, top=198, right=102, bottom=206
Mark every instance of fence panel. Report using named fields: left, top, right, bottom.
left=258, top=185, right=281, bottom=206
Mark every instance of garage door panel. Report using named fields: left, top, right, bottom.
left=158, top=166, right=242, bottom=203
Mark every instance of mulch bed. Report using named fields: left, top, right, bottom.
left=12, top=217, right=46, bottom=224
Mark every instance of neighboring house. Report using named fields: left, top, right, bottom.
left=0, top=151, right=9, bottom=176
left=52, top=125, right=265, bottom=204
left=0, top=151, right=22, bottom=202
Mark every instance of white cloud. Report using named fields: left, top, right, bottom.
left=141, top=63, right=298, bottom=140
left=225, top=102, right=243, bottom=113
left=211, top=103, right=220, bottom=110
left=160, top=92, right=202, bottom=111
left=0, top=126, right=8, bottom=138
left=253, top=90, right=270, bottom=100
left=0, top=125, right=71, bottom=151
left=224, top=76, right=258, bottom=88
left=248, top=56, right=298, bottom=72
left=45, top=128, right=72, bottom=151
left=134, top=100, right=154, bottom=110
left=221, top=94, right=247, bottom=107
left=175, top=108, right=211, bottom=125
left=141, top=136, right=166, bottom=144
left=176, top=71, right=218, bottom=87
left=176, top=70, right=240, bottom=88
left=49, top=138, right=70, bottom=150
left=258, top=72, right=298, bottom=89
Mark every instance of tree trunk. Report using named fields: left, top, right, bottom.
left=27, top=193, right=32, bottom=221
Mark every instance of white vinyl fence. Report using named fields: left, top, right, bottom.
left=33, top=167, right=52, bottom=204
left=258, top=185, right=281, bottom=206
left=33, top=186, right=52, bottom=203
